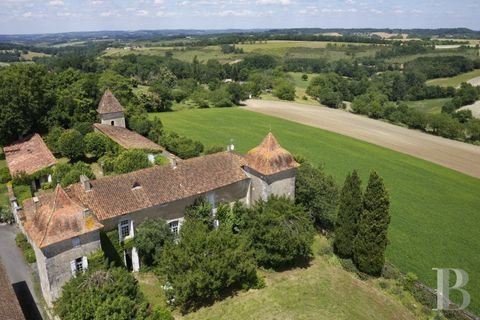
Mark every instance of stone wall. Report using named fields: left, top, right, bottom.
left=243, top=167, right=296, bottom=204
left=99, top=112, right=126, bottom=128
left=36, top=230, right=101, bottom=307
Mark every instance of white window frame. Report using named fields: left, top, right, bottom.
left=169, top=220, right=179, bottom=236
left=70, top=256, right=88, bottom=276
left=118, top=218, right=134, bottom=241
left=167, top=218, right=184, bottom=237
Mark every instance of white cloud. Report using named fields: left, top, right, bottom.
left=153, top=0, right=165, bottom=4
left=48, top=0, right=64, bottom=6
left=256, top=0, right=291, bottom=5
left=370, top=8, right=382, bottom=14
left=136, top=9, right=149, bottom=16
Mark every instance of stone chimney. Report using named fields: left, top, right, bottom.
left=33, top=196, right=40, bottom=214
left=80, top=175, right=92, bottom=192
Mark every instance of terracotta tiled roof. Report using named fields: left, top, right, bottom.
left=67, top=152, right=248, bottom=221
left=94, top=123, right=163, bottom=152
left=244, top=132, right=299, bottom=176
left=97, top=90, right=124, bottom=114
left=0, top=258, right=25, bottom=320
left=4, top=134, right=57, bottom=176
left=23, top=185, right=103, bottom=248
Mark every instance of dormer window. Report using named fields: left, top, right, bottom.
left=132, top=181, right=141, bottom=190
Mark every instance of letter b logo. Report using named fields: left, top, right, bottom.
left=432, top=268, right=470, bottom=311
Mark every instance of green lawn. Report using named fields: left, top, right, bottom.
left=426, top=69, right=480, bottom=87
left=154, top=107, right=480, bottom=314
left=404, top=98, right=450, bottom=114
left=0, top=160, right=9, bottom=207
left=182, top=237, right=422, bottom=320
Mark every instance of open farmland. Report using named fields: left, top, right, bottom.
left=156, top=107, right=480, bottom=314
left=238, top=40, right=380, bottom=60
left=103, top=45, right=241, bottom=63
left=427, top=69, right=480, bottom=87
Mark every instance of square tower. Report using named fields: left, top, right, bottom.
left=97, top=90, right=126, bottom=128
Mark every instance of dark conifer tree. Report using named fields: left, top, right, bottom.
left=334, top=170, right=363, bottom=258
left=353, top=171, right=391, bottom=275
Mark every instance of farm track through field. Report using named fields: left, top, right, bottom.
left=245, top=99, right=480, bottom=178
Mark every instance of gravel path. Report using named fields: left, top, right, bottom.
left=245, top=99, right=480, bottom=179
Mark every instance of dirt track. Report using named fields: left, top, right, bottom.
left=245, top=99, right=480, bottom=179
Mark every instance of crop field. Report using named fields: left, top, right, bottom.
left=238, top=40, right=380, bottom=61
left=102, top=40, right=381, bottom=63
left=404, top=98, right=450, bottom=114
left=154, top=107, right=480, bottom=314
left=182, top=237, right=421, bottom=320
left=386, top=48, right=480, bottom=64
left=426, top=69, right=480, bottom=87
left=103, top=45, right=241, bottom=63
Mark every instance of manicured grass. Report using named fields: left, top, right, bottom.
left=426, top=69, right=480, bottom=87
left=136, top=273, right=168, bottom=309
left=182, top=237, right=421, bottom=320
left=403, top=98, right=450, bottom=114
left=154, top=107, right=480, bottom=314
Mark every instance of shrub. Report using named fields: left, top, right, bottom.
left=13, top=184, right=32, bottom=206
left=15, top=233, right=36, bottom=263
left=154, top=155, right=170, bottom=166
left=0, top=167, right=11, bottom=184
left=0, top=205, right=14, bottom=224
left=44, top=126, right=64, bottom=154
left=114, top=150, right=151, bottom=174
left=273, top=81, right=295, bottom=101
left=204, top=145, right=225, bottom=155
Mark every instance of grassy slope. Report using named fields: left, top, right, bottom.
left=182, top=237, right=419, bottom=320
left=404, top=98, right=450, bottom=114
left=426, top=69, right=480, bottom=87
left=154, top=108, right=480, bottom=314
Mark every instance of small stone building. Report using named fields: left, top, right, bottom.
left=19, top=127, right=299, bottom=306
left=97, top=90, right=126, bottom=128
left=94, top=90, right=176, bottom=164
left=3, top=133, right=56, bottom=191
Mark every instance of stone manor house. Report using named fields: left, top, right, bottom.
left=7, top=91, right=300, bottom=307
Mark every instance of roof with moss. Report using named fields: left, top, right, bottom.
left=244, top=132, right=299, bottom=176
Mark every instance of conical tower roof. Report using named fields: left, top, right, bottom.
left=97, top=90, right=124, bottom=114
left=244, top=132, right=299, bottom=176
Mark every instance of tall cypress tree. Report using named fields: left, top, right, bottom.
left=353, top=171, right=391, bottom=276
left=334, top=170, right=363, bottom=258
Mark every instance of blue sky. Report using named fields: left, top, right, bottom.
left=0, top=0, right=479, bottom=35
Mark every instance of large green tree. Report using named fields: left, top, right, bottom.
left=295, top=161, right=339, bottom=230
left=134, top=218, right=174, bottom=267
left=55, top=268, right=153, bottom=320
left=353, top=171, right=391, bottom=275
left=58, top=129, right=85, bottom=160
left=241, top=196, right=315, bottom=269
left=160, top=220, right=257, bottom=313
left=334, top=170, right=363, bottom=258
